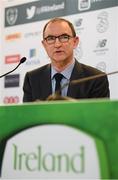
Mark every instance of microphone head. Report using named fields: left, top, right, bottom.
left=20, top=57, right=27, bottom=64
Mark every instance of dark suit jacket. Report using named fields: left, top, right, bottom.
left=23, top=60, right=110, bottom=102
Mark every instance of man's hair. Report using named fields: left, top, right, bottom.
left=43, top=17, right=76, bottom=38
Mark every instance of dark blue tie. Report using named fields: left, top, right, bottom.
left=54, top=73, right=63, bottom=95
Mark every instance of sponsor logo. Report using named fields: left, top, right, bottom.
left=25, top=58, right=40, bottom=65
left=4, top=74, right=20, bottom=88
left=29, top=48, right=36, bottom=58
left=24, top=31, right=41, bottom=38
left=78, top=0, right=91, bottom=11
left=96, top=39, right=107, bottom=48
left=25, top=48, right=40, bottom=65
left=3, top=96, right=19, bottom=104
left=6, top=8, right=18, bottom=26
left=93, top=39, right=109, bottom=56
left=5, top=33, right=21, bottom=41
left=96, top=11, right=109, bottom=33
left=1, top=125, right=108, bottom=178
left=74, top=18, right=84, bottom=35
left=74, top=18, right=83, bottom=27
left=5, top=55, right=20, bottom=64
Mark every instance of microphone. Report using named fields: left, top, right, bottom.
left=62, top=70, right=118, bottom=89
left=0, top=57, right=27, bottom=78
left=46, top=70, right=118, bottom=101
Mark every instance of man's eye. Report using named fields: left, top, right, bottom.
left=60, top=35, right=69, bottom=39
left=47, top=36, right=55, bottom=40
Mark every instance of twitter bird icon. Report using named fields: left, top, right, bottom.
left=26, top=6, right=36, bottom=19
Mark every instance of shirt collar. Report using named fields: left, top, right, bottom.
left=51, top=59, right=75, bottom=80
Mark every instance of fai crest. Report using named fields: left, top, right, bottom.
left=6, top=8, right=18, bottom=26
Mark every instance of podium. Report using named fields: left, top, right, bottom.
left=0, top=99, right=118, bottom=179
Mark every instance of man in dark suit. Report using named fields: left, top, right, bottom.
left=23, top=17, right=110, bottom=102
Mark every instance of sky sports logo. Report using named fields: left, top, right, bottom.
left=4, top=74, right=20, bottom=88
left=5, top=55, right=20, bottom=64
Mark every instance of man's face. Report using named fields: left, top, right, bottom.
left=42, top=21, right=79, bottom=64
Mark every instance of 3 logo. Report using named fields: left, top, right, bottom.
left=97, top=11, right=109, bottom=33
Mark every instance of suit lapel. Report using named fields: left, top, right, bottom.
left=67, top=61, right=84, bottom=98
left=39, top=64, right=52, bottom=99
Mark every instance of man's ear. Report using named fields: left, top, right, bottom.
left=73, top=36, right=79, bottom=48
left=42, top=40, right=46, bottom=48
left=42, top=40, right=44, bottom=46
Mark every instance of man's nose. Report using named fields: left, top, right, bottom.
left=54, top=38, right=62, bottom=46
